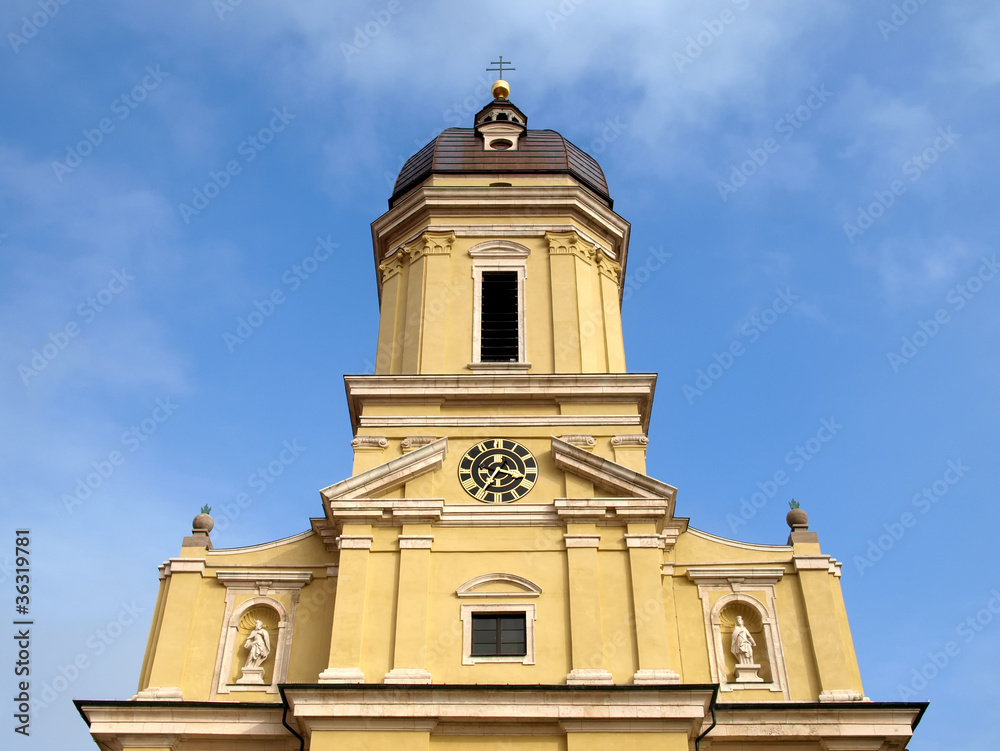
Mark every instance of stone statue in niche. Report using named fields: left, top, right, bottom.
left=730, top=616, right=756, bottom=665
left=729, top=615, right=764, bottom=683
left=236, top=620, right=271, bottom=685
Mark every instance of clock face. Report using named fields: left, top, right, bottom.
left=458, top=439, right=537, bottom=503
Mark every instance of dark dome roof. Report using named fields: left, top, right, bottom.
left=391, top=128, right=611, bottom=207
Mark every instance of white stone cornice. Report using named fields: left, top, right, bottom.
left=160, top=558, right=206, bottom=577
left=554, top=498, right=672, bottom=526
left=624, top=533, right=664, bottom=549
left=685, top=566, right=786, bottom=585
left=337, top=535, right=374, bottom=550
left=328, top=499, right=446, bottom=527
left=563, top=534, right=601, bottom=548
left=794, top=554, right=840, bottom=575
left=552, top=435, right=676, bottom=504
left=320, top=437, right=447, bottom=502
left=344, top=373, right=656, bottom=435
left=214, top=570, right=313, bottom=590
left=398, top=534, right=434, bottom=549
left=436, top=503, right=560, bottom=527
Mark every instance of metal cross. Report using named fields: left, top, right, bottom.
left=487, top=56, right=516, bottom=77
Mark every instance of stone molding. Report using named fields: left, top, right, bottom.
left=565, top=668, right=614, bottom=686
left=328, top=499, right=446, bottom=528
left=551, top=436, right=677, bottom=505
left=158, top=558, right=206, bottom=578
left=337, top=535, right=374, bottom=550
left=554, top=498, right=672, bottom=526
left=383, top=667, right=433, bottom=685
left=398, top=534, right=434, bottom=550
left=685, top=566, right=786, bottom=586
left=563, top=534, right=601, bottom=548
left=129, top=686, right=183, bottom=701
left=436, top=503, right=560, bottom=527
left=456, top=572, right=542, bottom=598
left=81, top=690, right=922, bottom=749
left=344, top=373, right=656, bottom=435
left=794, top=554, right=842, bottom=577
left=624, top=533, right=664, bottom=549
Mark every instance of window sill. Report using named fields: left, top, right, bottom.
left=467, top=362, right=531, bottom=373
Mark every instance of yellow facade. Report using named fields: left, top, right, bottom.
left=78, top=85, right=924, bottom=751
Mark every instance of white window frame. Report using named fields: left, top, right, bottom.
left=460, top=603, right=537, bottom=665
left=468, top=240, right=530, bottom=372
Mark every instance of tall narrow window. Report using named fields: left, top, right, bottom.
left=480, top=271, right=519, bottom=362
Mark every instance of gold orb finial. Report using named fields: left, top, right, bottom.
left=492, top=79, right=510, bottom=100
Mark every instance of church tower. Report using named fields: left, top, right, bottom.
left=78, top=76, right=926, bottom=751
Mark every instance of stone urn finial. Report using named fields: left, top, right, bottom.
left=786, top=499, right=808, bottom=529
left=193, top=504, right=215, bottom=533
left=183, top=505, right=215, bottom=549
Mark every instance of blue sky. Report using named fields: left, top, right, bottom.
left=1, top=1, right=997, bottom=748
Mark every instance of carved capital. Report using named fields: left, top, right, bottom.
left=378, top=250, right=404, bottom=282
left=408, top=231, right=456, bottom=262
left=401, top=435, right=438, bottom=453
left=545, top=230, right=596, bottom=263
left=351, top=435, right=389, bottom=451
left=560, top=433, right=596, bottom=449
left=611, top=433, right=649, bottom=447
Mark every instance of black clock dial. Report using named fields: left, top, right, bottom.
left=458, top=439, right=537, bottom=503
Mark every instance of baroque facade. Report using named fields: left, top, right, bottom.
left=77, top=79, right=926, bottom=751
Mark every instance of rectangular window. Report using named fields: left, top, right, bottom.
left=480, top=271, right=519, bottom=362
left=470, top=613, right=527, bottom=657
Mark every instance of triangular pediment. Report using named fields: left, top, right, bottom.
left=320, top=437, right=448, bottom=502
left=550, top=436, right=677, bottom=506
